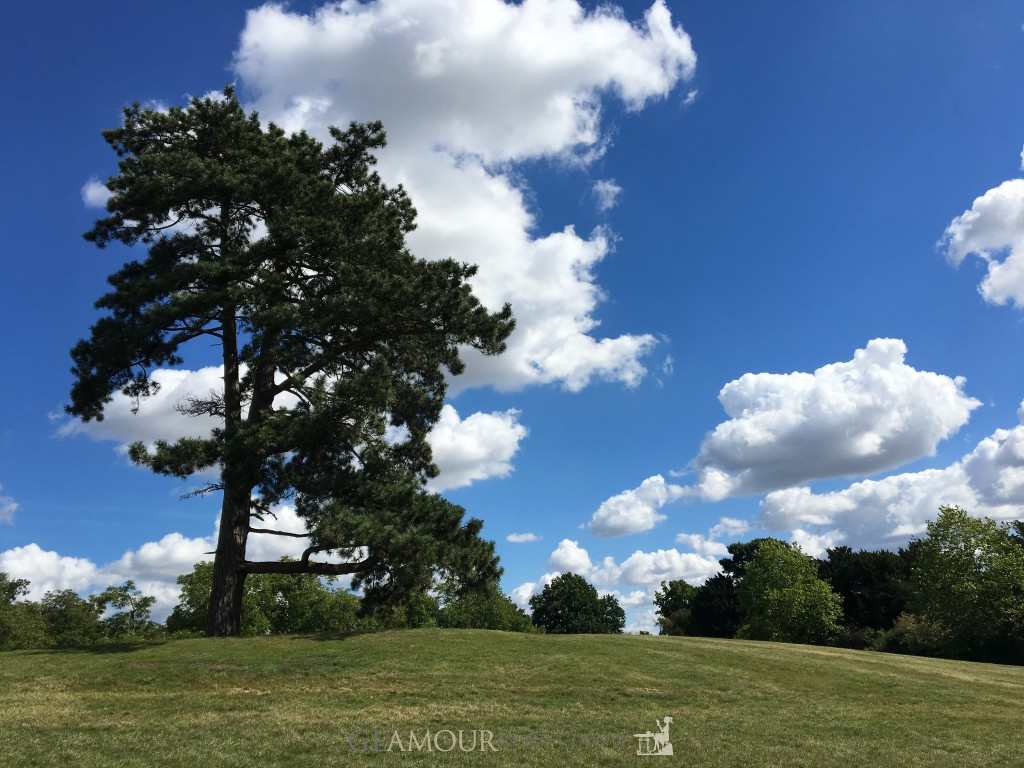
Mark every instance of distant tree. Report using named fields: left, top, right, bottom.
left=437, top=582, right=532, bottom=632
left=911, top=506, right=1024, bottom=661
left=719, top=538, right=787, bottom=579
left=599, top=594, right=626, bottom=634
left=737, top=540, right=842, bottom=645
left=529, top=574, right=624, bottom=634
left=653, top=580, right=696, bottom=636
left=67, top=89, right=514, bottom=635
left=0, top=574, right=49, bottom=650
left=688, top=574, right=741, bottom=638
left=92, top=581, right=158, bottom=639
left=819, top=546, right=910, bottom=631
left=40, top=590, right=103, bottom=648
left=0, top=573, right=29, bottom=605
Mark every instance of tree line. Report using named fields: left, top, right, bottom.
left=0, top=559, right=632, bottom=649
left=5, top=506, right=1019, bottom=658
left=654, top=507, right=1024, bottom=664
left=0, top=563, right=539, bottom=650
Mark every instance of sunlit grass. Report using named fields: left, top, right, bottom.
left=1, top=629, right=1022, bottom=767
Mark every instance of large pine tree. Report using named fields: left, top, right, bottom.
left=67, top=89, right=514, bottom=635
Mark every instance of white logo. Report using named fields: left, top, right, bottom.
left=634, top=716, right=673, bottom=757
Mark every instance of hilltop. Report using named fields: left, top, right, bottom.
left=1, top=629, right=1022, bottom=767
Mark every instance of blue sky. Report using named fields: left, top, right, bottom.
left=3, top=0, right=1024, bottom=628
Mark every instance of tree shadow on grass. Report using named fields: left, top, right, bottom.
left=286, top=630, right=367, bottom=642
left=20, top=640, right=168, bottom=655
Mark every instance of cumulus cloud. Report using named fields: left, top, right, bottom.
left=609, top=547, right=721, bottom=587
left=548, top=538, right=595, bottom=574
left=592, top=179, right=623, bottom=212
left=588, top=474, right=685, bottom=536
left=0, top=544, right=98, bottom=600
left=0, top=504, right=318, bottom=619
left=234, top=0, right=697, bottom=393
left=0, top=485, right=17, bottom=524
left=685, top=339, right=979, bottom=499
left=60, top=368, right=526, bottom=491
left=709, top=516, right=749, bottom=539
left=510, top=581, right=536, bottom=609
left=80, top=177, right=112, bottom=208
left=789, top=528, right=845, bottom=558
left=506, top=532, right=540, bottom=543
left=603, top=589, right=648, bottom=608
left=674, top=532, right=728, bottom=558
left=589, top=340, right=977, bottom=536
left=58, top=367, right=233, bottom=446
left=942, top=178, right=1024, bottom=307
left=761, top=404, right=1024, bottom=550
left=424, top=405, right=527, bottom=491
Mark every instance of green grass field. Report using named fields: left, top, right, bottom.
left=1, top=629, right=1022, bottom=767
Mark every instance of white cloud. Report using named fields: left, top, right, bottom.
left=60, top=368, right=526, bottom=492
left=790, top=528, right=844, bottom=558
left=942, top=178, right=1024, bottom=308
left=510, top=571, right=558, bottom=610
left=683, top=88, right=699, bottom=106
left=761, top=404, right=1024, bottom=550
left=80, top=177, right=112, bottom=208
left=234, top=0, right=696, bottom=393
left=609, top=547, right=721, bottom=587
left=0, top=485, right=17, bottom=524
left=592, top=179, right=622, bottom=212
left=0, top=544, right=99, bottom=601
left=685, top=339, right=979, bottom=498
left=510, top=581, right=536, bottom=609
left=708, top=516, right=749, bottom=539
left=0, top=504, right=318, bottom=619
left=674, top=532, right=728, bottom=558
left=425, top=405, right=527, bottom=491
left=588, top=474, right=685, bottom=536
left=506, top=532, right=540, bottom=543
left=58, top=367, right=232, bottom=446
left=761, top=469, right=973, bottom=552
left=549, top=538, right=594, bottom=574
left=602, top=588, right=648, bottom=608
left=590, top=340, right=977, bottom=535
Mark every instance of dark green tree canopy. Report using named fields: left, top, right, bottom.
left=653, top=579, right=697, bottom=636
left=67, top=88, right=515, bottom=634
left=818, top=545, right=911, bottom=631
left=529, top=573, right=624, bottom=635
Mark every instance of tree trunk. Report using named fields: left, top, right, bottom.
left=206, top=483, right=250, bottom=636
left=207, top=290, right=248, bottom=637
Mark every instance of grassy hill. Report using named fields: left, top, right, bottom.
left=1, top=629, right=1022, bottom=767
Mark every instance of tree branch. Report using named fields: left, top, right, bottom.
left=247, top=527, right=309, bottom=538
left=301, top=544, right=337, bottom=564
left=241, top=559, right=368, bottom=576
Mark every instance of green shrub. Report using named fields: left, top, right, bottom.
left=40, top=590, right=103, bottom=648
left=438, top=588, right=532, bottom=632
left=874, top=613, right=951, bottom=657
